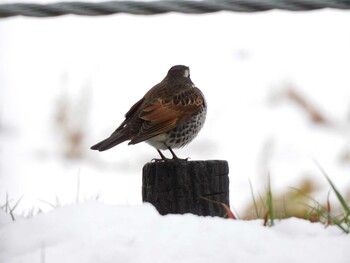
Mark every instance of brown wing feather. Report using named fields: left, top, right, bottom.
left=129, top=87, right=204, bottom=144
left=91, top=97, right=145, bottom=151
left=111, top=97, right=144, bottom=135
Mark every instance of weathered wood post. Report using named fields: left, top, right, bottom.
left=142, top=160, right=229, bottom=217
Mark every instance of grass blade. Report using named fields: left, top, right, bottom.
left=266, top=173, right=274, bottom=226
left=326, top=190, right=331, bottom=225
left=315, top=161, right=350, bottom=215
left=249, top=179, right=259, bottom=219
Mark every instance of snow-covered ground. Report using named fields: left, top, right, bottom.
left=1, top=202, right=349, bottom=263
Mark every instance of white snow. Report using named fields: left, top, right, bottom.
left=1, top=5, right=350, bottom=263
left=0, top=202, right=349, bottom=263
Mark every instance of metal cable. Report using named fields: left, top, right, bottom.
left=0, top=0, right=349, bottom=18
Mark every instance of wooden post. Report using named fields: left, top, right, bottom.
left=142, top=160, right=229, bottom=217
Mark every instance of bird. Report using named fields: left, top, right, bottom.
left=91, top=65, right=206, bottom=161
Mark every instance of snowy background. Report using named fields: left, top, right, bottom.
left=1, top=5, right=350, bottom=214
left=1, top=2, right=350, bottom=262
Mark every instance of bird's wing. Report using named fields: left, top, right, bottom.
left=111, top=97, right=145, bottom=135
left=91, top=97, right=145, bottom=151
left=129, top=87, right=204, bottom=144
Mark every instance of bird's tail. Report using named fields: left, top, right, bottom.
left=90, top=129, right=131, bottom=151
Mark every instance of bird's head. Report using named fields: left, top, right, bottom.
left=167, top=65, right=190, bottom=79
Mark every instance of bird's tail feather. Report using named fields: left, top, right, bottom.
left=90, top=129, right=130, bottom=151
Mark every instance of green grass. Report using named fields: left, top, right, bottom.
left=267, top=174, right=275, bottom=225
left=264, top=173, right=275, bottom=226
left=315, top=162, right=350, bottom=233
left=248, top=179, right=259, bottom=219
left=245, top=164, right=350, bottom=233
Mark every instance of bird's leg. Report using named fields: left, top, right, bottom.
left=151, top=149, right=169, bottom=162
left=167, top=147, right=189, bottom=161
left=157, top=149, right=167, bottom=160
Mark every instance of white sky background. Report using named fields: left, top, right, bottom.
left=1, top=7, right=350, bottom=213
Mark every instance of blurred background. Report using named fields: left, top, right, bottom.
left=1, top=1, right=350, bottom=218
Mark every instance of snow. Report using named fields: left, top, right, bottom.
left=1, top=6, right=350, bottom=263
left=0, top=202, right=348, bottom=263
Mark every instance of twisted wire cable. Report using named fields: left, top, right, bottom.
left=0, top=0, right=349, bottom=18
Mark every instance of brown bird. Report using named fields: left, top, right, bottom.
left=91, top=65, right=206, bottom=160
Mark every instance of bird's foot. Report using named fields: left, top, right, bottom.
left=167, top=147, right=189, bottom=162
left=154, top=148, right=190, bottom=162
